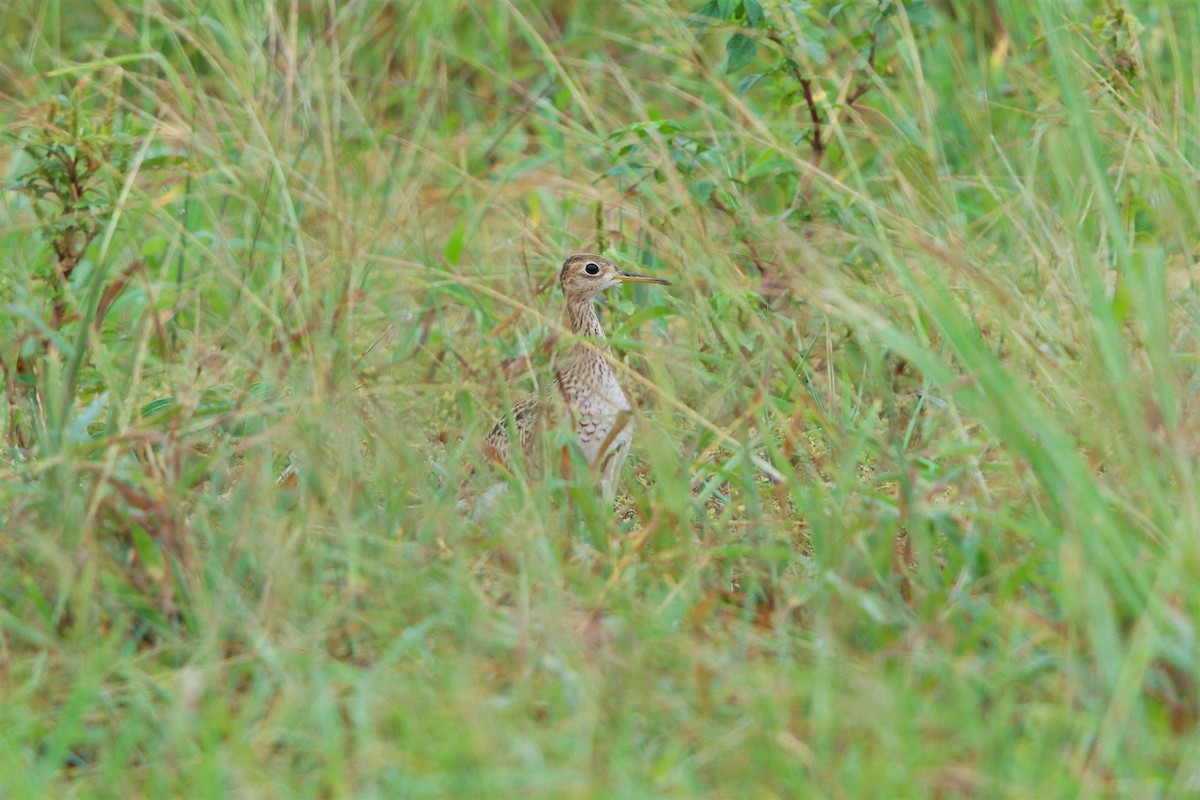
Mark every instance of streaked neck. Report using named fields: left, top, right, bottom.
left=566, top=295, right=605, bottom=340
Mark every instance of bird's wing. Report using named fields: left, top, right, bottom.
left=482, top=393, right=543, bottom=472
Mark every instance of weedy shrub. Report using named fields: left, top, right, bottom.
left=3, top=74, right=272, bottom=638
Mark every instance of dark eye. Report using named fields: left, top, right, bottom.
left=584, top=262, right=600, bottom=275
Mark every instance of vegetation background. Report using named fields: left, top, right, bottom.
left=1, top=0, right=1198, bottom=796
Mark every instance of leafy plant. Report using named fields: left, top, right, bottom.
left=602, top=0, right=937, bottom=286
left=9, top=77, right=134, bottom=331
left=1091, top=3, right=1142, bottom=84
left=2, top=76, right=207, bottom=633
left=3, top=76, right=139, bottom=450
left=694, top=0, right=934, bottom=162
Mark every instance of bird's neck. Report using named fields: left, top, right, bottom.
left=565, top=296, right=606, bottom=341
left=563, top=296, right=613, bottom=365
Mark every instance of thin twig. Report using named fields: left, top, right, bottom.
left=846, top=31, right=878, bottom=106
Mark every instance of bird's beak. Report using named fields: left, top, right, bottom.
left=615, top=270, right=671, bottom=286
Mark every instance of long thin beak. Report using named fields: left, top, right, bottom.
left=615, top=270, right=671, bottom=286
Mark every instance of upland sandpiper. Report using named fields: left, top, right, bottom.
left=482, top=254, right=669, bottom=504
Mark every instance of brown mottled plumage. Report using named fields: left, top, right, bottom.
left=482, top=254, right=669, bottom=502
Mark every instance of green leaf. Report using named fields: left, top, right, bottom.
left=141, top=397, right=176, bottom=417
left=688, top=180, right=716, bottom=201
left=140, top=154, right=191, bottom=170
left=443, top=221, right=467, bottom=265
left=140, top=235, right=169, bottom=260
left=130, top=526, right=165, bottom=582
left=67, top=391, right=108, bottom=444
left=690, top=0, right=722, bottom=27
left=737, top=72, right=765, bottom=95
left=746, top=155, right=796, bottom=180
left=612, top=304, right=676, bottom=339
left=905, top=0, right=934, bottom=26
left=1110, top=279, right=1131, bottom=323
left=604, top=163, right=641, bottom=178
left=743, top=0, right=764, bottom=26
left=725, top=33, right=758, bottom=73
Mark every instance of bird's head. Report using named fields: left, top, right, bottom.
left=558, top=253, right=670, bottom=299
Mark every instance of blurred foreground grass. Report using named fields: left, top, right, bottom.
left=2, top=0, right=1200, bottom=796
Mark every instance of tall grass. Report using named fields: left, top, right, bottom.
left=2, top=0, right=1198, bottom=796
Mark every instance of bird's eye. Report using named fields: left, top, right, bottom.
left=584, top=262, right=600, bottom=275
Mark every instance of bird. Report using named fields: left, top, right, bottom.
left=479, top=253, right=670, bottom=507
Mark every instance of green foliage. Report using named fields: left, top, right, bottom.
left=2, top=75, right=153, bottom=455
left=7, top=76, right=134, bottom=326
left=693, top=0, right=934, bottom=158
left=1, top=0, right=1199, bottom=796
left=1092, top=4, right=1143, bottom=82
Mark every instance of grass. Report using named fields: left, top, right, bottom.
left=2, top=0, right=1199, bottom=796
